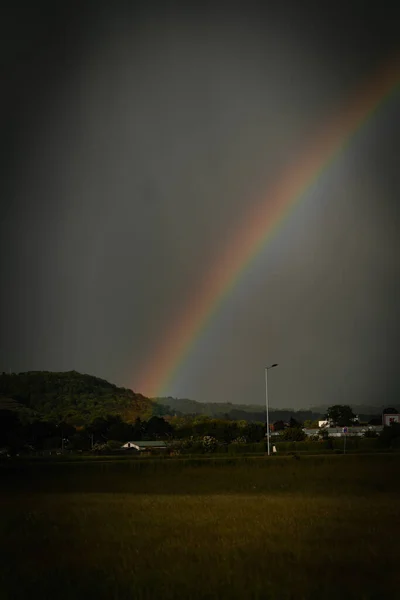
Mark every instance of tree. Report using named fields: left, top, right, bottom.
left=327, top=405, right=356, bottom=427
left=245, top=423, right=264, bottom=442
left=132, top=417, right=145, bottom=440
left=289, top=417, right=302, bottom=429
left=221, top=420, right=239, bottom=443
left=144, top=416, right=173, bottom=440
left=86, top=415, right=126, bottom=443
left=108, top=420, right=133, bottom=442
left=0, top=410, right=25, bottom=453
left=152, top=402, right=174, bottom=417
left=25, top=419, right=58, bottom=450
left=69, top=432, right=91, bottom=451
left=318, top=428, right=329, bottom=440
left=87, top=417, right=110, bottom=443
left=382, top=407, right=398, bottom=415
left=304, top=419, right=319, bottom=428
left=280, top=428, right=306, bottom=442
left=0, top=410, right=21, bottom=446
left=378, top=422, right=400, bottom=448
left=272, top=420, right=285, bottom=431
left=57, top=421, right=76, bottom=439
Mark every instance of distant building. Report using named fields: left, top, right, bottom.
left=121, top=441, right=167, bottom=453
left=303, top=426, right=383, bottom=438
left=318, top=420, right=329, bottom=428
left=382, top=414, right=400, bottom=427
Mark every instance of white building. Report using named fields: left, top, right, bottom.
left=121, top=441, right=167, bottom=452
left=303, top=426, right=383, bottom=438
left=382, top=414, right=400, bottom=427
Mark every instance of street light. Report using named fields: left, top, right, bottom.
left=265, top=363, right=279, bottom=456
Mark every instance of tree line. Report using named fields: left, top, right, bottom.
left=1, top=404, right=398, bottom=456
left=0, top=411, right=267, bottom=454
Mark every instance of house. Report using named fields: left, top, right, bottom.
left=303, top=426, right=383, bottom=438
left=121, top=441, right=167, bottom=453
left=382, top=414, right=400, bottom=427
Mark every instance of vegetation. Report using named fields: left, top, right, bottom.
left=0, top=371, right=153, bottom=425
left=155, top=395, right=325, bottom=422
left=326, top=404, right=358, bottom=426
left=1, top=372, right=398, bottom=597
left=383, top=407, right=399, bottom=414
left=0, top=371, right=323, bottom=426
left=279, top=427, right=307, bottom=441
left=1, top=372, right=397, bottom=459
left=158, top=398, right=400, bottom=423
left=378, top=422, right=400, bottom=448
left=1, top=454, right=399, bottom=599
left=1, top=371, right=396, bottom=429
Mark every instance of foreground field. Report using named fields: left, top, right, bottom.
left=1, top=455, right=399, bottom=599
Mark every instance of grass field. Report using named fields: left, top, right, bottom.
left=1, top=454, right=399, bottom=599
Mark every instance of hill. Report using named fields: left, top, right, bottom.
left=1, top=371, right=392, bottom=427
left=155, top=397, right=324, bottom=423
left=0, top=371, right=153, bottom=425
left=156, top=397, right=396, bottom=423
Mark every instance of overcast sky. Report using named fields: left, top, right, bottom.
left=1, top=1, right=399, bottom=408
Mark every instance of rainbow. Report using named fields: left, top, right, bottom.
left=136, top=58, right=400, bottom=398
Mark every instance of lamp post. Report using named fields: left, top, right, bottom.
left=265, top=363, right=279, bottom=456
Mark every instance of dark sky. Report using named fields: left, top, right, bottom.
left=1, top=1, right=399, bottom=408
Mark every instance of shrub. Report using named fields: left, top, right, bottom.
left=279, top=428, right=306, bottom=442
left=391, top=437, right=400, bottom=449
left=378, top=423, right=400, bottom=448
left=227, top=442, right=265, bottom=455
left=92, top=442, right=108, bottom=454
left=358, top=437, right=378, bottom=450
left=202, top=436, right=218, bottom=453
left=231, top=436, right=248, bottom=445
left=363, top=430, right=378, bottom=438
left=106, top=440, right=123, bottom=451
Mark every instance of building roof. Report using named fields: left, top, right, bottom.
left=122, top=441, right=167, bottom=448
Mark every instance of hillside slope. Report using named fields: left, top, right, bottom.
left=155, top=397, right=324, bottom=422
left=0, top=371, right=153, bottom=424
left=156, top=397, right=393, bottom=423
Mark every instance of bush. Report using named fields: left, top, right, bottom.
left=106, top=440, right=123, bottom=451
left=275, top=441, right=322, bottom=452
left=227, top=442, right=265, bottom=455
left=363, top=430, right=378, bottom=438
left=391, top=437, right=400, bottom=449
left=202, top=436, right=218, bottom=453
left=92, top=442, right=108, bottom=454
left=378, top=424, right=400, bottom=448
left=279, top=428, right=306, bottom=442
left=358, top=437, right=379, bottom=450
left=231, top=436, right=248, bottom=445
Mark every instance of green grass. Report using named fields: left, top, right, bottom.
left=1, top=455, right=399, bottom=599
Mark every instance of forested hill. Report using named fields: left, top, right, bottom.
left=155, top=397, right=394, bottom=422
left=0, top=371, right=153, bottom=425
left=1, top=372, right=390, bottom=426
left=154, top=396, right=324, bottom=423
